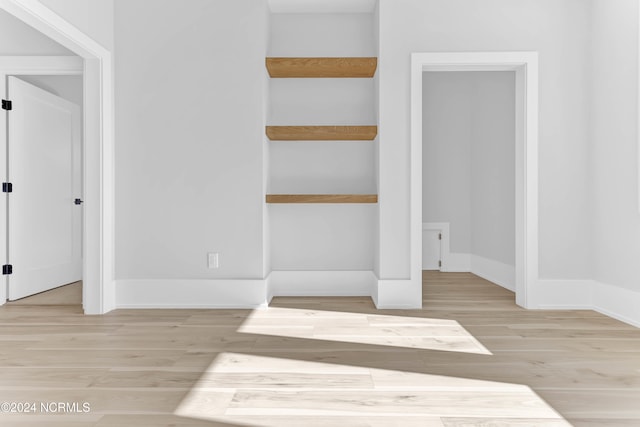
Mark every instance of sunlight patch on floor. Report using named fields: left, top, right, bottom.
left=235, top=307, right=492, bottom=354
left=174, top=352, right=572, bottom=426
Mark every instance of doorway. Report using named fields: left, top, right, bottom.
left=0, top=2, right=115, bottom=314
left=410, top=52, right=539, bottom=309
left=422, top=71, right=516, bottom=292
left=6, top=75, right=83, bottom=302
left=1, top=56, right=84, bottom=307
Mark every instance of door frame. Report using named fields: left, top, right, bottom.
left=0, top=0, right=114, bottom=314
left=411, top=52, right=539, bottom=308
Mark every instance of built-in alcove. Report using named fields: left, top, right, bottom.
left=265, top=2, right=379, bottom=291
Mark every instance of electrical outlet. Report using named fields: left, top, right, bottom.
left=208, top=253, right=219, bottom=269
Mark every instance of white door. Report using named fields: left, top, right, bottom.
left=7, top=77, right=82, bottom=300
left=422, top=229, right=441, bottom=270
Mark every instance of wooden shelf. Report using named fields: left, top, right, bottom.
left=266, top=57, right=377, bottom=78
left=266, top=126, right=377, bottom=141
left=266, top=194, right=378, bottom=204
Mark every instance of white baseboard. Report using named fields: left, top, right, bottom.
left=443, top=252, right=471, bottom=272
left=266, top=273, right=274, bottom=303
left=470, top=255, right=515, bottom=292
left=375, top=279, right=422, bottom=309
left=269, top=271, right=375, bottom=297
left=592, top=281, right=640, bottom=328
left=115, top=279, right=268, bottom=309
left=112, top=276, right=640, bottom=328
left=532, top=279, right=593, bottom=309
left=531, top=279, right=640, bottom=328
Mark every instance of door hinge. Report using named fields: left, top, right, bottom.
left=2, top=182, right=12, bottom=193
left=438, top=233, right=442, bottom=240
left=1, top=99, right=12, bottom=111
left=2, top=265, right=12, bottom=275
left=438, top=260, right=442, bottom=268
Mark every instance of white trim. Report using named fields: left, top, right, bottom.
left=266, top=273, right=274, bottom=303
left=375, top=279, right=422, bottom=309
left=269, top=271, right=375, bottom=298
left=115, top=280, right=268, bottom=309
left=593, top=281, right=640, bottom=328
left=470, top=255, right=516, bottom=292
left=529, top=280, right=640, bottom=328
left=412, top=51, right=539, bottom=309
left=0, top=1, right=115, bottom=314
left=532, top=279, right=593, bottom=310
left=0, top=56, right=83, bottom=74
left=0, top=56, right=84, bottom=308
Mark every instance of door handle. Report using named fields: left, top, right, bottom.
left=74, top=198, right=83, bottom=205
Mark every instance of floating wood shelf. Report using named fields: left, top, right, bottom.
left=266, top=57, right=377, bottom=78
left=266, top=126, right=377, bottom=141
left=266, top=194, right=378, bottom=204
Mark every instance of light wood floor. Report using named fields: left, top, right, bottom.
left=7, top=281, right=82, bottom=306
left=0, top=272, right=639, bottom=426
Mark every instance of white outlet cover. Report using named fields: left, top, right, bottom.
left=208, top=253, right=219, bottom=269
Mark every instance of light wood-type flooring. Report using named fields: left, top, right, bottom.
left=1, top=272, right=639, bottom=426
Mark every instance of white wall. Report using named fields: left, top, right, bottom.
left=380, top=0, right=592, bottom=281
left=0, top=8, right=74, bottom=55
left=469, top=71, right=515, bottom=266
left=269, top=13, right=375, bottom=56
left=423, top=72, right=472, bottom=255
left=591, top=0, right=640, bottom=293
left=114, top=0, right=269, bottom=280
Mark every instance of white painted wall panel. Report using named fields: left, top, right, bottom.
left=469, top=71, right=515, bottom=266
left=115, top=0, right=269, bottom=280
left=270, top=205, right=375, bottom=271
left=269, top=141, right=375, bottom=194
left=591, top=0, right=640, bottom=293
left=269, top=13, right=375, bottom=56
left=269, top=78, right=375, bottom=125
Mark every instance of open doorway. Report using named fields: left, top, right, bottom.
left=0, top=1, right=114, bottom=314
left=411, top=52, right=539, bottom=309
left=2, top=65, right=84, bottom=306
left=422, top=71, right=516, bottom=292
left=5, top=73, right=83, bottom=306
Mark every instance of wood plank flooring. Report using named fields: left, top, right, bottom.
left=1, top=272, right=639, bottom=426
left=7, top=281, right=82, bottom=305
